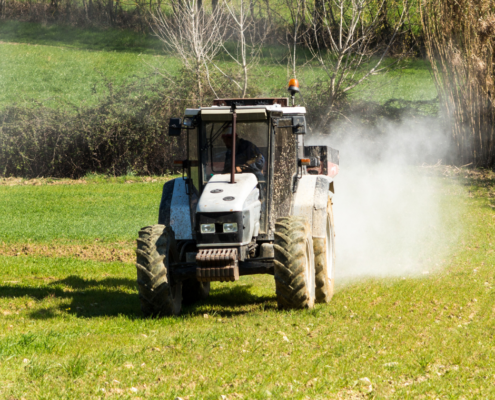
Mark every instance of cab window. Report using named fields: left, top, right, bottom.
left=201, top=121, right=269, bottom=184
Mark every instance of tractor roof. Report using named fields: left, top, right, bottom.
left=185, top=97, right=306, bottom=117
left=185, top=103, right=306, bottom=118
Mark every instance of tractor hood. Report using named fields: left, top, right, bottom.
left=197, top=173, right=258, bottom=213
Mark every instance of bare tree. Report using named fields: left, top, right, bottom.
left=282, top=0, right=308, bottom=79
left=150, top=0, right=227, bottom=104
left=218, top=0, right=268, bottom=98
left=305, top=0, right=411, bottom=129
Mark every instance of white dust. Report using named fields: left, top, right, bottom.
left=306, top=116, right=458, bottom=280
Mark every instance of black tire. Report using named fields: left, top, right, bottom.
left=182, top=280, right=210, bottom=305
left=314, top=196, right=335, bottom=303
left=273, top=216, right=316, bottom=309
left=135, top=225, right=182, bottom=317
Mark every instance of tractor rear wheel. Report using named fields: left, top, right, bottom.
left=314, top=197, right=335, bottom=303
left=273, top=216, right=316, bottom=309
left=135, top=225, right=182, bottom=317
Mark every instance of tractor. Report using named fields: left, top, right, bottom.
left=135, top=80, right=339, bottom=316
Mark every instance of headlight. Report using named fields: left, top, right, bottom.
left=200, top=224, right=215, bottom=234
left=223, top=223, right=238, bottom=233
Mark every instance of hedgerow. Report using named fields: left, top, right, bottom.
left=0, top=76, right=187, bottom=178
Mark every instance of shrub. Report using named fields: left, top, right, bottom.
left=0, top=75, right=187, bottom=178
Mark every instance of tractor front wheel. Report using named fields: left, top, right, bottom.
left=273, top=216, right=316, bottom=309
left=135, top=225, right=182, bottom=317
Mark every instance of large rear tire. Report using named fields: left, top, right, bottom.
left=273, top=216, right=316, bottom=309
left=314, top=197, right=335, bottom=303
left=135, top=225, right=182, bottom=317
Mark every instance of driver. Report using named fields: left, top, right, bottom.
left=221, top=124, right=264, bottom=178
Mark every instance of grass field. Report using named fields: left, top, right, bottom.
left=1, top=170, right=495, bottom=398
left=0, top=21, right=438, bottom=111
left=0, top=22, right=179, bottom=109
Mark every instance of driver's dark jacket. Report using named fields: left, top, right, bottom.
left=223, top=138, right=264, bottom=175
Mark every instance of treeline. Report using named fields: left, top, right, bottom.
left=0, top=0, right=423, bottom=50
left=0, top=0, right=154, bottom=32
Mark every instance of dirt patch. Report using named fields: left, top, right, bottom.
left=0, top=242, right=135, bottom=263
left=0, top=176, right=173, bottom=186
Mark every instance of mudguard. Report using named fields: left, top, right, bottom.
left=292, top=175, right=334, bottom=239
left=158, top=178, right=193, bottom=240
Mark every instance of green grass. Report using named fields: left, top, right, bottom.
left=350, top=59, right=438, bottom=104
left=0, top=178, right=171, bottom=243
left=0, top=39, right=179, bottom=109
left=0, top=21, right=438, bottom=110
left=2, top=171, right=495, bottom=398
left=0, top=21, right=164, bottom=53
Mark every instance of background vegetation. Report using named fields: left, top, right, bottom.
left=421, top=0, right=495, bottom=167
left=1, top=0, right=493, bottom=174
left=0, top=16, right=437, bottom=178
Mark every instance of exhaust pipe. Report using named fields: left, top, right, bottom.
left=230, top=103, right=237, bottom=184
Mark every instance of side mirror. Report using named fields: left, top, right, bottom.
left=292, top=116, right=306, bottom=134
left=168, top=118, right=182, bottom=136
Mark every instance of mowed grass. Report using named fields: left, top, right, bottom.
left=0, top=21, right=438, bottom=110
left=1, top=171, right=495, bottom=398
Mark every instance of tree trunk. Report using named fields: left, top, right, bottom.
left=196, top=61, right=203, bottom=106
left=107, top=0, right=114, bottom=25
left=88, top=0, right=93, bottom=20
left=114, top=0, right=120, bottom=23
left=82, top=0, right=89, bottom=21
left=314, top=0, right=323, bottom=35
left=265, top=0, right=271, bottom=25
left=301, top=0, right=306, bottom=27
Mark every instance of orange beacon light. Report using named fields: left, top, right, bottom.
left=288, top=78, right=300, bottom=105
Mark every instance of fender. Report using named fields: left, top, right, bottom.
left=292, top=175, right=334, bottom=239
left=158, top=178, right=193, bottom=240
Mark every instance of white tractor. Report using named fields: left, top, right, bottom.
left=135, top=81, right=339, bottom=316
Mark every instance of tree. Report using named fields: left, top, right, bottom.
left=304, top=0, right=411, bottom=129
left=150, top=0, right=227, bottom=105
left=217, top=0, right=268, bottom=98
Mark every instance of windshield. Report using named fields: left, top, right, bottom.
left=202, top=120, right=269, bottom=184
